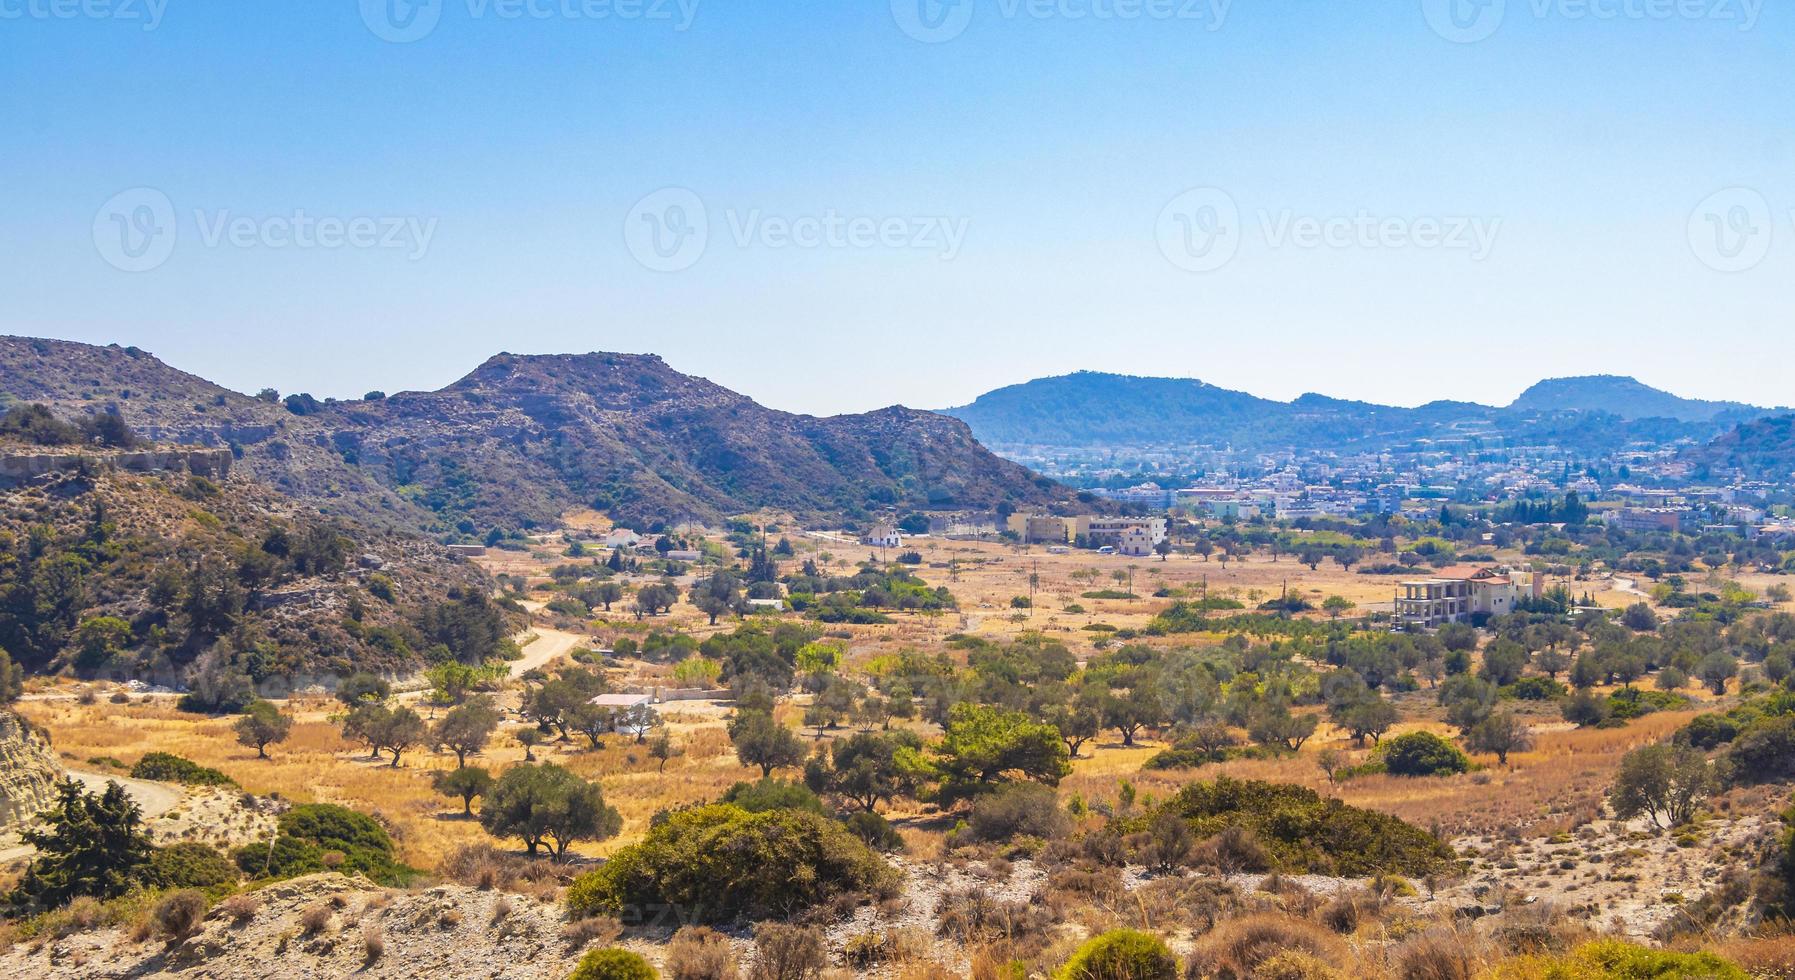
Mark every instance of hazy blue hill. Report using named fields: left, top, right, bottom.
left=941, top=371, right=1759, bottom=457
left=1509, top=375, right=1762, bottom=423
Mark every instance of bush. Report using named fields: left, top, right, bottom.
left=749, top=922, right=827, bottom=980
left=1056, top=928, right=1178, bottom=980
left=665, top=926, right=741, bottom=980
left=961, top=783, right=1071, bottom=844
left=152, top=889, right=209, bottom=944
left=719, top=778, right=824, bottom=814
left=1187, top=913, right=1346, bottom=980
left=1381, top=733, right=1470, bottom=778
left=1726, top=715, right=1795, bottom=784
left=1131, top=778, right=1452, bottom=877
left=234, top=803, right=408, bottom=885
left=566, top=804, right=897, bottom=924
left=1503, top=677, right=1565, bottom=701
left=842, top=810, right=906, bottom=853
left=569, top=948, right=658, bottom=980
left=148, top=842, right=240, bottom=889
left=130, top=752, right=238, bottom=788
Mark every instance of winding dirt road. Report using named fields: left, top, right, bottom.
left=510, top=626, right=584, bottom=679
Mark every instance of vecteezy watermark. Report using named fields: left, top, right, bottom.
left=1154, top=188, right=1241, bottom=273
left=1687, top=187, right=1773, bottom=273
left=1156, top=188, right=1503, bottom=272
left=0, top=0, right=168, bottom=29
left=360, top=0, right=700, bottom=43
left=624, top=188, right=970, bottom=272
left=93, top=188, right=438, bottom=271
left=891, top=0, right=1232, bottom=44
left=1423, top=0, right=1762, bottom=44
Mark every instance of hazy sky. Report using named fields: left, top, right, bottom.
left=3, top=1, right=1791, bottom=416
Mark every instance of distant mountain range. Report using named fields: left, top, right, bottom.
left=942, top=372, right=1782, bottom=458
left=0, top=338, right=1075, bottom=533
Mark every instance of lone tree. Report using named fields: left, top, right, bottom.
left=433, top=766, right=494, bottom=817
left=1697, top=652, right=1738, bottom=696
left=434, top=696, right=503, bottom=768
left=729, top=710, right=806, bottom=778
left=14, top=780, right=154, bottom=908
left=479, top=763, right=621, bottom=860
left=1610, top=744, right=1714, bottom=829
left=1466, top=710, right=1533, bottom=767
left=933, top=703, right=1072, bottom=804
left=234, top=699, right=293, bottom=759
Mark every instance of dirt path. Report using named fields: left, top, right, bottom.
left=0, top=770, right=185, bottom=865
left=1612, top=576, right=1651, bottom=600
left=510, top=626, right=584, bottom=678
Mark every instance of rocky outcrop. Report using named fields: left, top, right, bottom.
left=0, top=710, right=61, bottom=830
left=0, top=448, right=233, bottom=485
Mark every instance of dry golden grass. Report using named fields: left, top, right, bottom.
left=1060, top=708, right=1702, bottom=840
left=16, top=692, right=769, bottom=871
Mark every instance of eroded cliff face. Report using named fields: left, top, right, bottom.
left=0, top=710, right=61, bottom=830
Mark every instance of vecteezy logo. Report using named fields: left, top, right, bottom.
left=1688, top=188, right=1772, bottom=273
left=891, top=0, right=974, bottom=43
left=93, top=188, right=177, bottom=273
left=361, top=0, right=443, bottom=43
left=625, top=188, right=709, bottom=272
left=1422, top=0, right=1505, bottom=43
left=1156, top=188, right=1240, bottom=273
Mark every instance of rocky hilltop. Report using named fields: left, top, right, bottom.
left=0, top=337, right=432, bottom=531
left=0, top=339, right=1075, bottom=533
left=0, top=711, right=59, bottom=831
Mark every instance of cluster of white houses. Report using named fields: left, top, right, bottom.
left=1393, top=564, right=1547, bottom=630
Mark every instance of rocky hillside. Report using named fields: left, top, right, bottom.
left=0, top=339, right=1075, bottom=534
left=0, top=712, right=58, bottom=832
left=0, top=337, right=434, bottom=532
left=324, top=352, right=1068, bottom=530
left=0, top=458, right=499, bottom=688
left=0, top=873, right=589, bottom=980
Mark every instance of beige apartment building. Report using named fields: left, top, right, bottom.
left=1006, top=514, right=1168, bottom=552
left=1394, top=565, right=1544, bottom=630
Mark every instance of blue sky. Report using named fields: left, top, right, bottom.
left=2, top=0, right=1791, bottom=415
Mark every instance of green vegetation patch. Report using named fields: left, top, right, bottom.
left=565, top=803, right=897, bottom=924
left=1132, top=777, right=1453, bottom=877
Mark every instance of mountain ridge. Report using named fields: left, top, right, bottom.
left=0, top=337, right=1074, bottom=534
left=941, top=370, right=1776, bottom=454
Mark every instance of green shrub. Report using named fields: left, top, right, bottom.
left=1055, top=929, right=1178, bottom=980
left=1381, top=733, right=1470, bottom=777
left=1679, top=713, right=1741, bottom=750
left=234, top=803, right=410, bottom=885
left=719, top=778, right=824, bottom=814
left=130, top=752, right=237, bottom=788
left=1726, top=715, right=1795, bottom=784
left=960, top=783, right=1070, bottom=844
left=565, top=804, right=897, bottom=924
left=1503, top=677, right=1566, bottom=701
left=1126, top=778, right=1452, bottom=877
left=568, top=948, right=658, bottom=980
left=147, top=842, right=239, bottom=890
left=842, top=810, right=906, bottom=853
